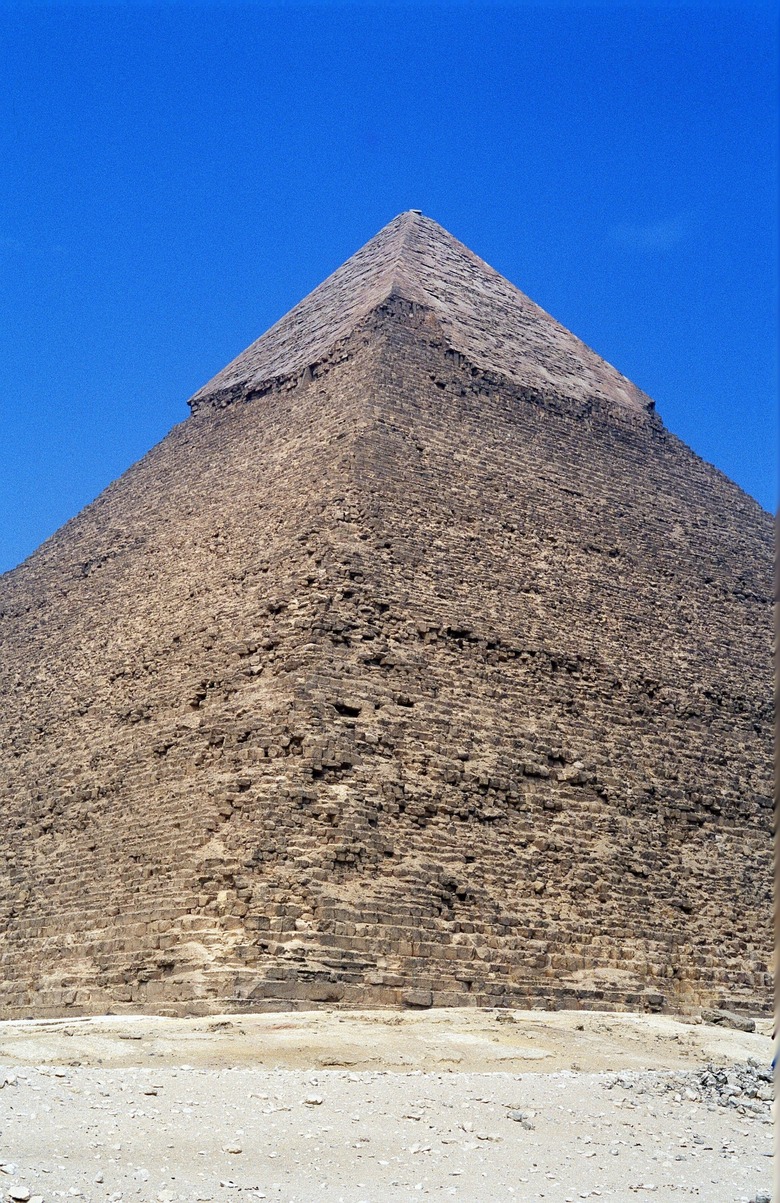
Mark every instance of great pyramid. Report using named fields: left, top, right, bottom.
left=0, top=211, right=772, bottom=1019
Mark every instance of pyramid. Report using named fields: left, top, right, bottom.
left=0, top=212, right=771, bottom=1019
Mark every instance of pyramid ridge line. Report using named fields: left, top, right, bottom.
left=387, top=209, right=422, bottom=299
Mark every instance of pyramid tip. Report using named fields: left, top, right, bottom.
left=190, top=208, right=655, bottom=419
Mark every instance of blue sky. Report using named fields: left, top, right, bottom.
left=0, top=1, right=776, bottom=574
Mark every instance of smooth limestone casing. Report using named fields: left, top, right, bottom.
left=188, top=211, right=653, bottom=416
left=0, top=217, right=772, bottom=1019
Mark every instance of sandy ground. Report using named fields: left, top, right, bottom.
left=0, top=1008, right=773, bottom=1203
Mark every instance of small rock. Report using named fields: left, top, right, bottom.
left=223, top=1144, right=243, bottom=1154
left=700, top=1008, right=756, bottom=1033
left=507, top=1110, right=535, bottom=1129
left=7, top=1189, right=31, bottom=1202
left=303, top=1094, right=323, bottom=1106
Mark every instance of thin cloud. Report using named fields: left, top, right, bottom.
left=610, top=214, right=694, bottom=252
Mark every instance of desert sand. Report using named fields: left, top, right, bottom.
left=0, top=1008, right=773, bottom=1203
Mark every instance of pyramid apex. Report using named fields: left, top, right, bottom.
left=188, top=212, right=655, bottom=417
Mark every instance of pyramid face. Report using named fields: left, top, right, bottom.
left=0, top=213, right=771, bottom=1019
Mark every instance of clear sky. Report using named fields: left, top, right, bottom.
left=0, top=1, right=776, bottom=574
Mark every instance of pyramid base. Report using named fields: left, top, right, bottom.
left=0, top=962, right=769, bottom=1023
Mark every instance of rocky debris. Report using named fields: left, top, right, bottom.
left=701, top=1008, right=756, bottom=1033
left=606, top=1060, right=773, bottom=1119
left=693, top=1061, right=773, bottom=1113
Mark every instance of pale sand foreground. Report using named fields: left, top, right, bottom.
left=0, top=1009, right=773, bottom=1203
